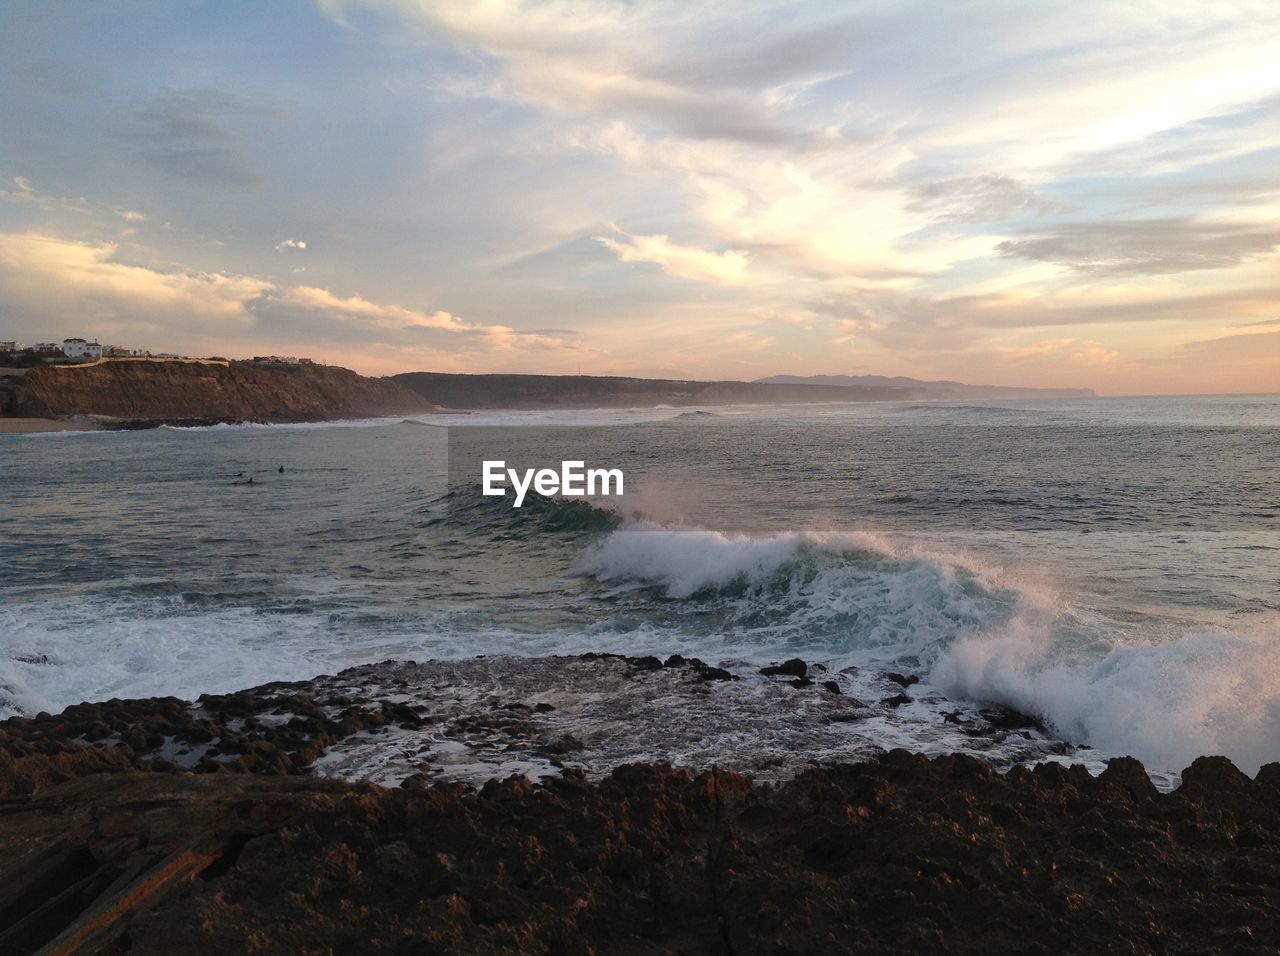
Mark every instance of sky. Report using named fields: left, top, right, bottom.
left=0, top=1, right=1278, bottom=394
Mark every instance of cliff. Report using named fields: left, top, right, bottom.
left=393, top=371, right=922, bottom=409
left=13, top=360, right=434, bottom=423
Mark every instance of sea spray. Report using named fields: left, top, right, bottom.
left=932, top=618, right=1280, bottom=776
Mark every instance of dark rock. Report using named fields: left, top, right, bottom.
left=883, top=672, right=919, bottom=688
left=534, top=703, right=556, bottom=713
left=821, top=681, right=841, bottom=694
left=882, top=694, right=912, bottom=708
left=982, top=706, right=1046, bottom=733
left=790, top=677, right=815, bottom=688
left=682, top=658, right=736, bottom=682
left=6, top=656, right=1280, bottom=956
left=1254, top=762, right=1280, bottom=789
left=1098, top=756, right=1158, bottom=798
left=663, top=654, right=687, bottom=667
left=760, top=658, right=807, bottom=678
left=630, top=655, right=663, bottom=671
left=1178, top=755, right=1252, bottom=794
left=694, top=665, right=735, bottom=682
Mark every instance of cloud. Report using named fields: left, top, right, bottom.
left=908, top=175, right=1069, bottom=223
left=311, top=0, right=1280, bottom=390
left=808, top=281, right=1280, bottom=358
left=276, top=284, right=568, bottom=350
left=1, top=177, right=150, bottom=226
left=279, top=285, right=471, bottom=331
left=1233, top=316, right=1280, bottom=330
left=994, top=338, right=1076, bottom=361
left=8, top=2, right=1280, bottom=389
left=1180, top=328, right=1280, bottom=363
left=339, top=0, right=852, bottom=149
left=0, top=232, right=271, bottom=328
left=0, top=176, right=89, bottom=214
left=275, top=238, right=307, bottom=252
left=996, top=217, right=1280, bottom=276
left=596, top=228, right=750, bottom=284
left=132, top=88, right=279, bottom=187
left=724, top=330, right=775, bottom=351
left=1170, top=328, right=1280, bottom=391
left=1070, top=340, right=1119, bottom=366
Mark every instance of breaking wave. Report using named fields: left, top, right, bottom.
left=574, top=520, right=1280, bottom=774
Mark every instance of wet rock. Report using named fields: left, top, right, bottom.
left=882, top=694, right=912, bottom=708
left=883, top=672, right=919, bottom=688
left=683, top=658, right=736, bottom=682
left=630, top=655, right=663, bottom=671
left=760, top=658, right=807, bottom=678
left=821, top=681, right=841, bottom=695
left=982, top=706, right=1046, bottom=733
left=12, top=651, right=1280, bottom=955
left=790, top=677, right=815, bottom=688
left=399, top=773, right=431, bottom=790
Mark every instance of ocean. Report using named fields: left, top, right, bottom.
left=3, top=394, right=1278, bottom=779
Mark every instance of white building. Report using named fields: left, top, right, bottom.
left=0, top=341, right=22, bottom=352
left=62, top=338, right=103, bottom=360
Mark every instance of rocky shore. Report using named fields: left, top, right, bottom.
left=2, top=655, right=1277, bottom=953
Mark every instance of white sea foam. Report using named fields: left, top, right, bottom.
left=6, top=512, right=1279, bottom=780
left=933, top=617, right=1280, bottom=776
left=573, top=522, right=1280, bottom=774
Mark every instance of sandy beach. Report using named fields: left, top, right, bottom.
left=0, top=417, right=100, bottom=434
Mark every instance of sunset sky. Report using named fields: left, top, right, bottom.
left=1, top=1, right=1278, bottom=393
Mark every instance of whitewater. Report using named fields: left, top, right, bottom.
left=2, top=394, right=1278, bottom=778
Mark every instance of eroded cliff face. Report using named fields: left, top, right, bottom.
left=15, top=361, right=434, bottom=423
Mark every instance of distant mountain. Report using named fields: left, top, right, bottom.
left=756, top=375, right=1095, bottom=400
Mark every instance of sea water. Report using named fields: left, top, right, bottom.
left=2, top=395, right=1278, bottom=776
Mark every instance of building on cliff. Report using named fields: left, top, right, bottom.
left=61, top=338, right=103, bottom=360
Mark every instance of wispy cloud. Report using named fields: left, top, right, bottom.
left=997, top=218, right=1280, bottom=276
left=131, top=88, right=280, bottom=187
left=596, top=227, right=751, bottom=285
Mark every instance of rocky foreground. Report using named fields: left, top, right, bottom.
left=2, top=655, right=1278, bottom=954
